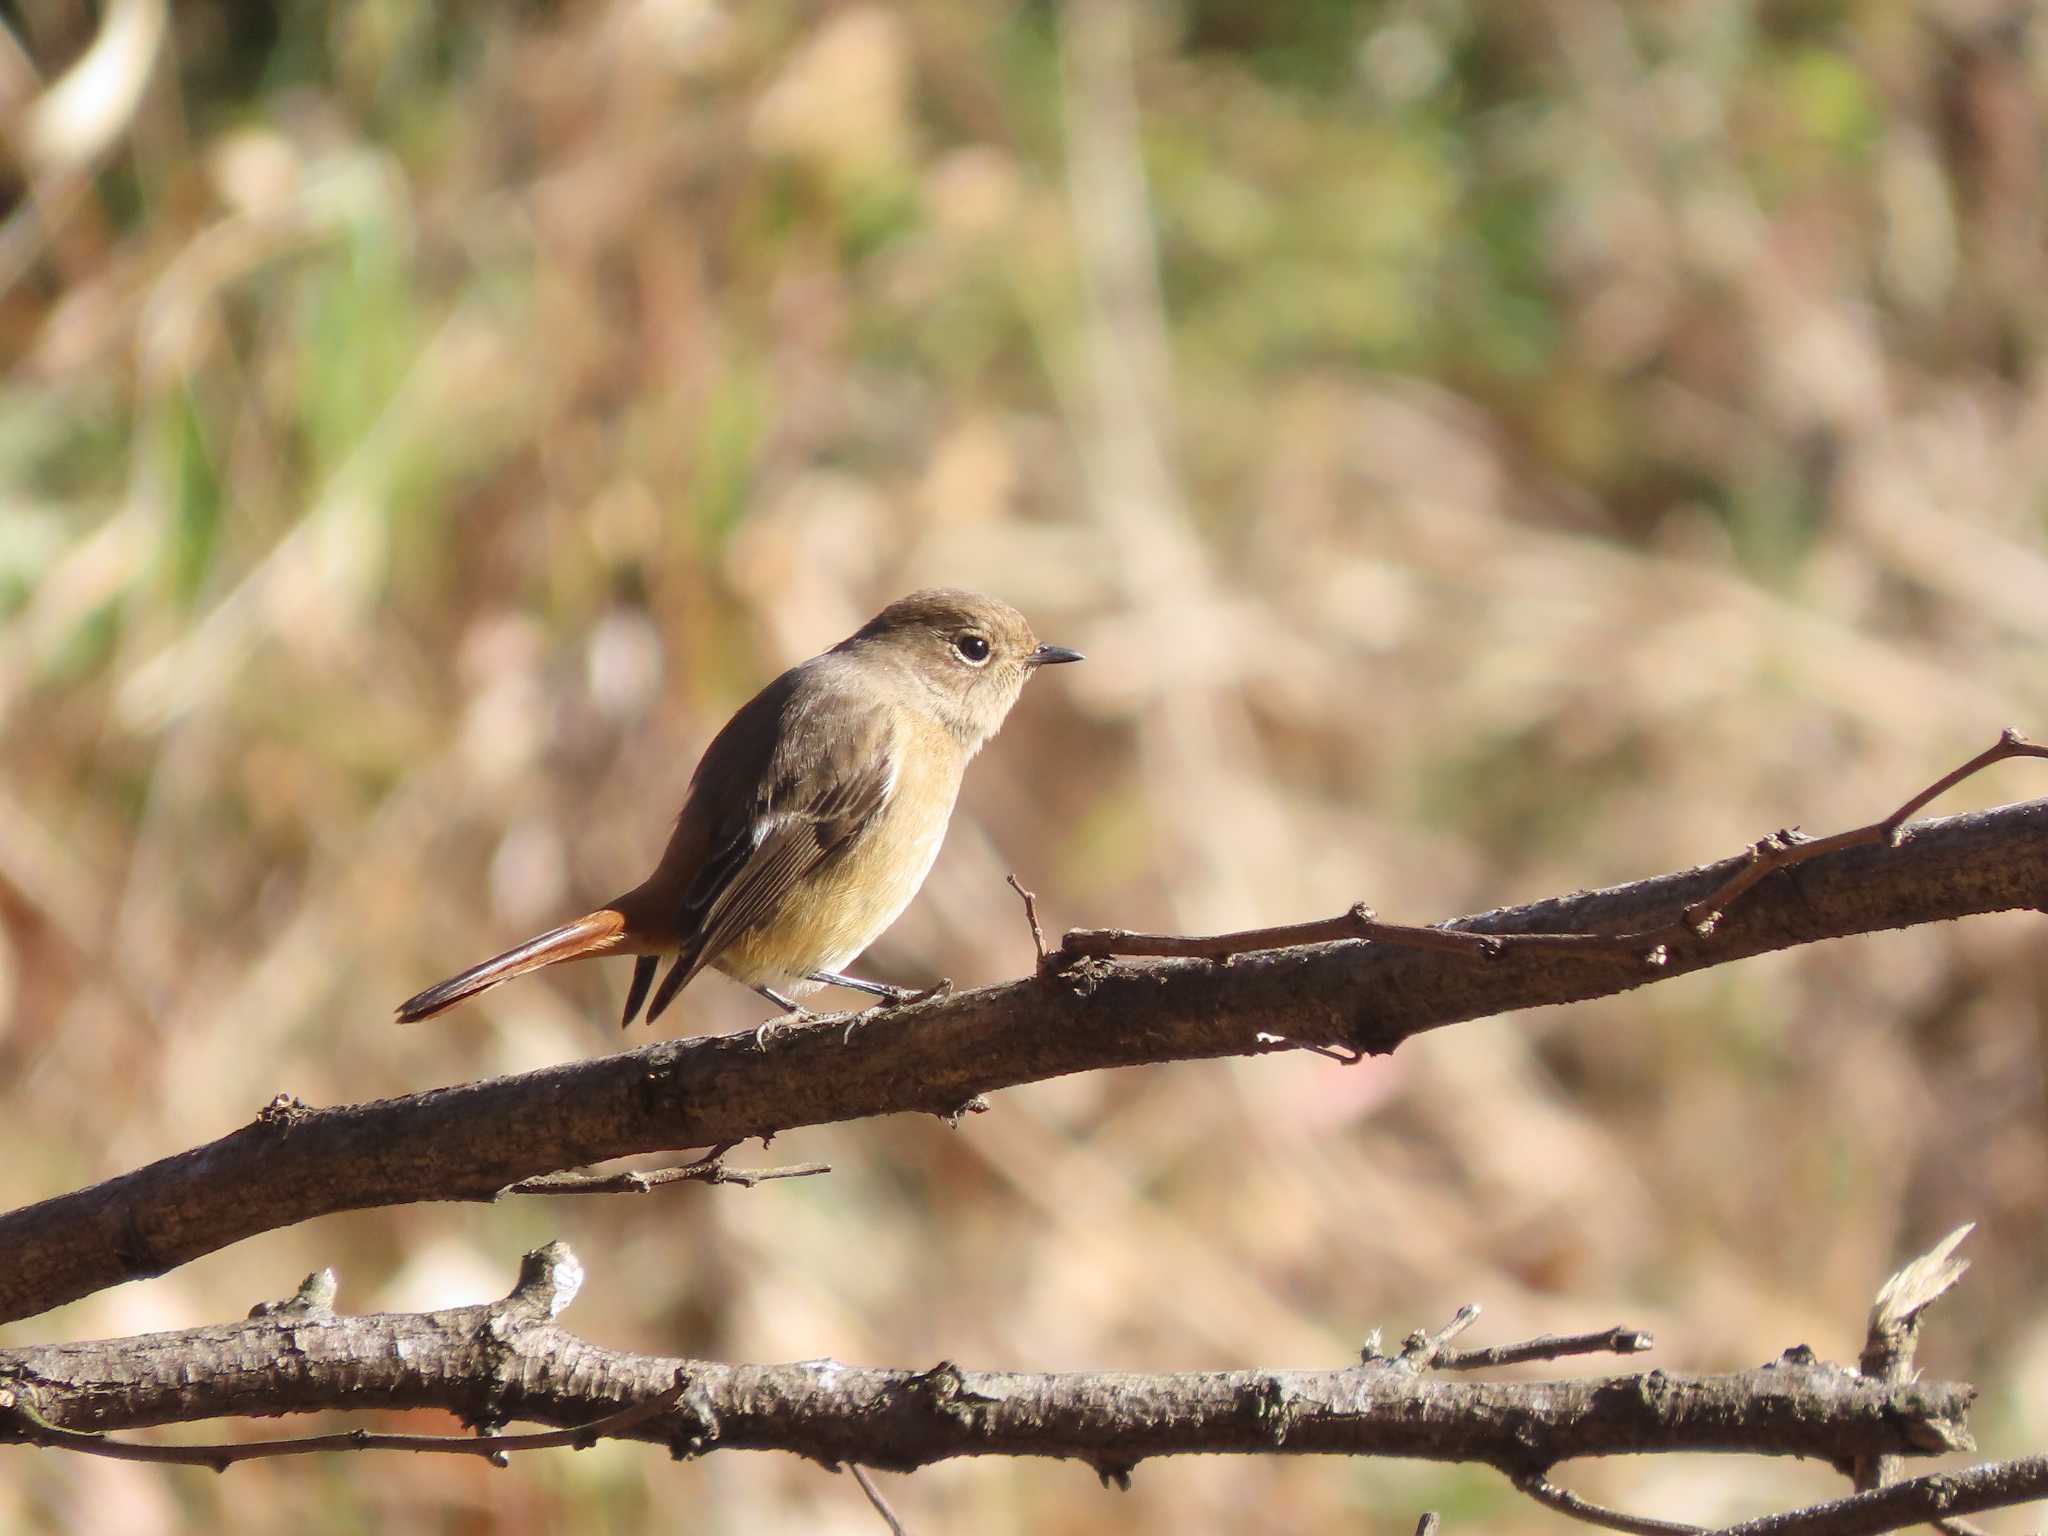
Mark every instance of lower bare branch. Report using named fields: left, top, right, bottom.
left=0, top=1245, right=1973, bottom=1478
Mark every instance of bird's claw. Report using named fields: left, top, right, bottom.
left=753, top=1010, right=812, bottom=1051
left=842, top=979, right=951, bottom=1044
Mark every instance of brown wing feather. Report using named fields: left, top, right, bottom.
left=639, top=668, right=899, bottom=1023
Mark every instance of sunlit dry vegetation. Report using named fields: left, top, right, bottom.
left=4, top=1, right=2048, bottom=1530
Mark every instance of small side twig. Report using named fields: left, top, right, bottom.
left=1853, top=1225, right=1974, bottom=1494
left=1056, top=729, right=2048, bottom=971
left=501, top=1145, right=829, bottom=1198
left=1433, top=1325, right=1654, bottom=1372
left=247, top=1269, right=338, bottom=1320
left=1671, top=724, right=2044, bottom=934
left=1062, top=904, right=1538, bottom=964
left=1516, top=1475, right=1705, bottom=1536
left=1006, top=873, right=1048, bottom=968
left=0, top=1376, right=686, bottom=1471
left=1396, top=1305, right=1484, bottom=1369
left=848, top=1463, right=908, bottom=1535
left=1372, top=1309, right=1655, bottom=1373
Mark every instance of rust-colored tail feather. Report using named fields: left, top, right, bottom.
left=395, top=909, right=629, bottom=1023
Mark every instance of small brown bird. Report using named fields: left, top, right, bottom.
left=396, top=589, right=1081, bottom=1028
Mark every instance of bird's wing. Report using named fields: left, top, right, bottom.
left=642, top=681, right=899, bottom=1020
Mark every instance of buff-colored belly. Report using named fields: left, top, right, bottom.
left=713, top=753, right=960, bottom=990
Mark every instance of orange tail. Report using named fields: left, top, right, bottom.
left=395, top=909, right=629, bottom=1023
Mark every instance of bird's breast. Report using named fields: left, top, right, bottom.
left=715, top=734, right=963, bottom=987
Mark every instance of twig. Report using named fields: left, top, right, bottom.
left=501, top=1147, right=829, bottom=1198
left=1433, top=1325, right=1655, bottom=1372
left=1668, top=727, right=2043, bottom=938
left=1517, top=1475, right=1706, bottom=1536
left=849, top=1463, right=909, bottom=1535
left=1379, top=1308, right=1654, bottom=1373
left=1397, top=1305, right=1483, bottom=1368
left=1853, top=1225, right=1973, bottom=1494
left=1006, top=873, right=1048, bottom=967
left=1057, top=730, right=2048, bottom=969
left=1059, top=904, right=1569, bottom=965
left=1881, top=729, right=2046, bottom=835
left=0, top=1375, right=686, bottom=1471
left=247, top=1268, right=337, bottom=1320
left=1415, top=1516, right=1442, bottom=1536
left=1716, top=1455, right=2048, bottom=1535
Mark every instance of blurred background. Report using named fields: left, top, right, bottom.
left=4, top=0, right=2048, bottom=1530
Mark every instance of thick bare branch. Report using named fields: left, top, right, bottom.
left=0, top=1245, right=1975, bottom=1482
left=3, top=796, right=2045, bottom=1325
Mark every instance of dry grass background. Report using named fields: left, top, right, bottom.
left=4, top=1, right=2048, bottom=1531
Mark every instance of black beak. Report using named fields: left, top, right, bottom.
left=1030, top=643, right=1084, bottom=666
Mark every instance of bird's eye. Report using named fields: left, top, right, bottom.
left=953, top=633, right=992, bottom=665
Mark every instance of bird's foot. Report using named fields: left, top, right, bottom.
left=840, top=978, right=950, bottom=1044
left=753, top=1008, right=815, bottom=1052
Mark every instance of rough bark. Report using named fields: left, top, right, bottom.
left=0, top=1245, right=1975, bottom=1484
left=2, top=797, right=2043, bottom=1326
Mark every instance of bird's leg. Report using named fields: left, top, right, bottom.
left=808, top=971, right=953, bottom=1006
left=751, top=984, right=814, bottom=1051
left=810, top=972, right=954, bottom=1045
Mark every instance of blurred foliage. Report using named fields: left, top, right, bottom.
left=5, top=0, right=2048, bottom=1532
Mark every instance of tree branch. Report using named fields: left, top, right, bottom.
left=1715, top=1457, right=2048, bottom=1536
left=848, top=1463, right=908, bottom=1535
left=1851, top=1224, right=1973, bottom=1494
left=1517, top=1473, right=1706, bottom=1536
left=0, top=1373, right=686, bottom=1470
left=1055, top=730, right=2048, bottom=965
left=0, top=1244, right=1975, bottom=1483
left=499, top=1145, right=830, bottom=1197
left=1508, top=1228, right=1999, bottom=1536
left=2, top=794, right=2045, bottom=1324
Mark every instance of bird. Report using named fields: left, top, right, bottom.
left=395, top=589, right=1081, bottom=1029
